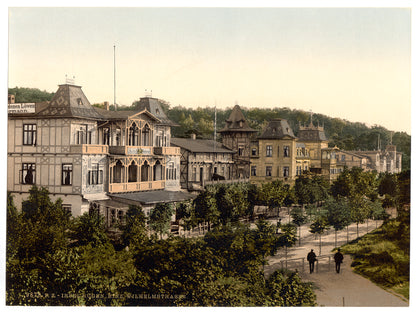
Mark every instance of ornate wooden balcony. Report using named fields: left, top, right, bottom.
left=109, top=146, right=154, bottom=155
left=109, top=180, right=165, bottom=193
left=70, top=144, right=109, bottom=154
left=154, top=146, right=181, bottom=156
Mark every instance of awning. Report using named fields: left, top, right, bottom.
left=108, top=190, right=196, bottom=205
left=82, top=193, right=110, bottom=201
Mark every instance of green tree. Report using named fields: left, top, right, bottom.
left=175, top=200, right=197, bottom=236
left=149, top=203, right=175, bottom=239
left=194, top=185, right=220, bottom=230
left=253, top=219, right=279, bottom=269
left=266, top=270, right=316, bottom=306
left=8, top=87, right=54, bottom=103
left=325, top=197, right=351, bottom=247
left=349, top=196, right=372, bottom=238
left=69, top=210, right=109, bottom=247
left=278, top=223, right=298, bottom=262
left=309, top=215, right=330, bottom=255
left=259, top=180, right=288, bottom=217
left=120, top=205, right=148, bottom=248
left=291, top=207, right=307, bottom=246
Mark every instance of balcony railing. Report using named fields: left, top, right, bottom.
left=70, top=144, right=109, bottom=154
left=154, top=146, right=181, bottom=156
left=109, top=146, right=154, bottom=155
left=109, top=180, right=165, bottom=193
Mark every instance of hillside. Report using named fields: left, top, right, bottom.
left=8, top=87, right=410, bottom=170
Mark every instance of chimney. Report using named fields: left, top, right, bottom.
left=104, top=101, right=109, bottom=110
left=190, top=133, right=196, bottom=140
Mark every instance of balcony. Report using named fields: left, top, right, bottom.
left=70, top=144, right=109, bottom=154
left=154, top=146, right=181, bottom=156
left=109, top=146, right=154, bottom=155
left=109, top=180, right=165, bottom=193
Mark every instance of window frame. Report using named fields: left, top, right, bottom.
left=23, top=124, right=37, bottom=146
left=266, top=145, right=273, bottom=157
left=61, top=164, right=73, bottom=186
left=87, top=163, right=103, bottom=185
left=21, top=163, right=36, bottom=184
left=266, top=166, right=272, bottom=177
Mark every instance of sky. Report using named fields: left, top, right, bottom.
left=6, top=4, right=412, bottom=134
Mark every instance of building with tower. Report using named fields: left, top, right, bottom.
left=8, top=82, right=192, bottom=225
left=218, top=105, right=257, bottom=179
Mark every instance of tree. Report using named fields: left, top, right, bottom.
left=309, top=216, right=330, bottom=255
left=253, top=219, right=279, bottom=270
left=325, top=197, right=351, bottom=247
left=69, top=210, right=109, bottom=247
left=349, top=196, right=372, bottom=238
left=278, top=223, right=297, bottom=263
left=120, top=205, right=148, bottom=248
left=149, top=203, right=175, bottom=239
left=175, top=200, right=197, bottom=236
left=266, top=270, right=316, bottom=306
left=259, top=180, right=288, bottom=217
left=290, top=207, right=307, bottom=246
left=194, top=186, right=220, bottom=230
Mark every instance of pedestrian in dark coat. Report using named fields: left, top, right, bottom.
left=307, top=249, right=317, bottom=273
left=334, top=248, right=344, bottom=273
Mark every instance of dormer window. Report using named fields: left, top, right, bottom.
left=77, top=98, right=83, bottom=106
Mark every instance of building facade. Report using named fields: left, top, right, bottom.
left=170, top=136, right=235, bottom=191
left=218, top=105, right=257, bottom=179
left=250, top=119, right=300, bottom=184
left=7, top=83, right=189, bottom=221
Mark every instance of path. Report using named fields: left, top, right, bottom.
left=264, top=214, right=409, bottom=307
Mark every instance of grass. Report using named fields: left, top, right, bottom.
left=341, top=217, right=410, bottom=300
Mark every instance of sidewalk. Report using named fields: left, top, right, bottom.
left=264, top=217, right=409, bottom=307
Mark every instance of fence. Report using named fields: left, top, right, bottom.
left=278, top=254, right=336, bottom=273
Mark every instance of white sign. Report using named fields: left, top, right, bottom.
left=8, top=103, right=36, bottom=114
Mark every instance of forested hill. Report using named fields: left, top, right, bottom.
left=165, top=105, right=410, bottom=171
left=8, top=87, right=410, bottom=170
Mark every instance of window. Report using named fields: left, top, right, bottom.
left=167, top=162, right=176, bottom=180
left=62, top=164, right=73, bottom=185
left=21, top=163, right=36, bottom=184
left=251, top=166, right=257, bottom=176
left=88, top=163, right=103, bottom=185
left=238, top=147, right=244, bottom=156
left=23, top=124, right=37, bottom=145
left=192, top=167, right=197, bottom=181
left=266, top=166, right=272, bottom=177
left=252, top=148, right=257, bottom=156
left=283, top=166, right=290, bottom=178
left=266, top=145, right=273, bottom=157
left=62, top=204, right=72, bottom=215
left=296, top=166, right=302, bottom=176
left=103, top=128, right=110, bottom=145
left=341, top=155, right=346, bottom=162
left=283, top=146, right=290, bottom=157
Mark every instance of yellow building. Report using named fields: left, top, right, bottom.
left=250, top=119, right=300, bottom=184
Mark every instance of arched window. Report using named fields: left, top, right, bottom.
left=142, top=124, right=150, bottom=146
left=113, top=160, right=123, bottom=183
left=128, top=161, right=138, bottom=182
left=129, top=122, right=139, bottom=146
left=141, top=161, right=150, bottom=182
left=153, top=160, right=162, bottom=181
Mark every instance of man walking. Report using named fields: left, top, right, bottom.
left=334, top=248, right=344, bottom=273
left=307, top=249, right=317, bottom=273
